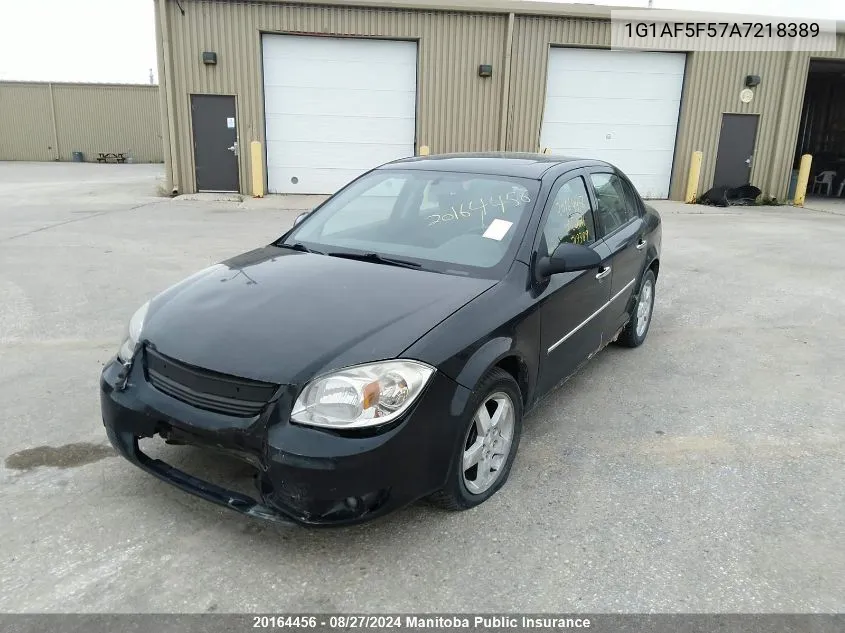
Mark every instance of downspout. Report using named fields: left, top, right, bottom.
left=498, top=12, right=515, bottom=150
left=157, top=0, right=180, bottom=194
left=766, top=40, right=799, bottom=201
left=47, top=82, right=60, bottom=161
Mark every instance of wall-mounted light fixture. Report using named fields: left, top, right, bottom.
left=202, top=52, right=218, bottom=65
left=478, top=64, right=493, bottom=78
left=745, top=74, right=761, bottom=88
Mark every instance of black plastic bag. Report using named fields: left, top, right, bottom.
left=698, top=184, right=761, bottom=207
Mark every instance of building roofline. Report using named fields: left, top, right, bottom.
left=0, top=80, right=158, bottom=89
left=223, top=0, right=629, bottom=19
left=218, top=1, right=845, bottom=33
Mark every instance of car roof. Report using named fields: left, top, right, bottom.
left=378, top=152, right=608, bottom=179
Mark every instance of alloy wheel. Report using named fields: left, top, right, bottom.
left=462, top=392, right=516, bottom=495
left=636, top=279, right=654, bottom=337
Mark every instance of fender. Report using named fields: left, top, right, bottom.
left=453, top=336, right=533, bottom=404
left=402, top=260, right=541, bottom=408
left=438, top=335, right=532, bottom=491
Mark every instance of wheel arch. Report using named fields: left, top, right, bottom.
left=454, top=337, right=531, bottom=408
left=647, top=256, right=660, bottom=281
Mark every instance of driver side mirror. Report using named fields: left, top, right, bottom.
left=293, top=211, right=310, bottom=226
left=536, top=242, right=602, bottom=279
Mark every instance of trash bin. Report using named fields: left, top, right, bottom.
left=72, top=151, right=84, bottom=163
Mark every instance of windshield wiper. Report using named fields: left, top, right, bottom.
left=276, top=242, right=324, bottom=255
left=326, top=251, right=422, bottom=269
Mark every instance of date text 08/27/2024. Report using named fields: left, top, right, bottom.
left=251, top=615, right=593, bottom=629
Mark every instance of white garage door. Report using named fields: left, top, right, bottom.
left=262, top=35, right=417, bottom=194
left=539, top=48, right=686, bottom=199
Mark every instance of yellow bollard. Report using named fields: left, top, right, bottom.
left=685, top=150, right=703, bottom=203
left=793, top=154, right=812, bottom=207
left=250, top=141, right=265, bottom=198
left=419, top=145, right=430, bottom=156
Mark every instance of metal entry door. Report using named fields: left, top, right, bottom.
left=713, top=114, right=759, bottom=189
left=191, top=94, right=239, bottom=192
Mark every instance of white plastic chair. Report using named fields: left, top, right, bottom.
left=811, top=170, right=836, bottom=196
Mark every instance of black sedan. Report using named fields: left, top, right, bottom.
left=101, top=153, right=661, bottom=526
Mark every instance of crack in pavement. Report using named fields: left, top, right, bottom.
left=1, top=199, right=167, bottom=243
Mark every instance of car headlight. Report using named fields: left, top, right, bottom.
left=117, top=301, right=149, bottom=363
left=291, top=360, right=435, bottom=429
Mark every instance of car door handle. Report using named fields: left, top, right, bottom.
left=636, top=238, right=647, bottom=250
left=595, top=266, right=611, bottom=280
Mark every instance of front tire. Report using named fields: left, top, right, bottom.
left=428, top=368, right=523, bottom=511
left=616, top=268, right=656, bottom=348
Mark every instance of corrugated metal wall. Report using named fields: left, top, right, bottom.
left=51, top=84, right=163, bottom=162
left=161, top=1, right=845, bottom=199
left=506, top=16, right=611, bottom=152
left=162, top=0, right=507, bottom=193
left=670, top=50, right=793, bottom=199
left=0, top=82, right=163, bottom=163
left=671, top=34, right=845, bottom=200
left=0, top=83, right=57, bottom=161
left=506, top=22, right=845, bottom=202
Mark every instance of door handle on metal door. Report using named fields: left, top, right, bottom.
left=595, top=266, right=611, bottom=280
left=227, top=141, right=239, bottom=156
left=636, top=238, right=647, bottom=250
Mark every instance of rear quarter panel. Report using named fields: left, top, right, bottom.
left=644, top=204, right=662, bottom=270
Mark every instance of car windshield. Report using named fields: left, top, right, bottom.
left=283, top=169, right=540, bottom=277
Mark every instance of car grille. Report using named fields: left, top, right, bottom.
left=144, top=347, right=278, bottom=417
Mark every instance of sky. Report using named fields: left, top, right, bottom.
left=0, top=0, right=841, bottom=84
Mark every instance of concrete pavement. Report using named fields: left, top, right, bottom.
left=0, top=162, right=843, bottom=613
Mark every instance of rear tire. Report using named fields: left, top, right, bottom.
left=428, top=368, right=523, bottom=511
left=616, top=269, right=656, bottom=348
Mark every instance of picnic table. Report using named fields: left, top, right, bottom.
left=96, top=152, right=127, bottom=163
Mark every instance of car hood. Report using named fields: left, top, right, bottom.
left=141, top=246, right=496, bottom=384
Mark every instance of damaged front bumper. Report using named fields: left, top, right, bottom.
left=100, top=356, right=468, bottom=527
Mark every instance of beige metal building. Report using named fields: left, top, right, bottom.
left=154, top=0, right=845, bottom=200
left=0, top=81, right=163, bottom=163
